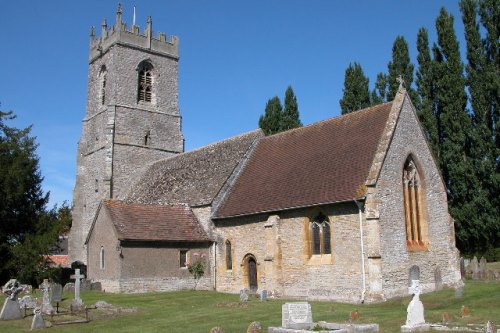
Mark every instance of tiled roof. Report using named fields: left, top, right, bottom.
left=125, top=129, right=263, bottom=206
left=103, top=200, right=210, bottom=242
left=214, top=102, right=393, bottom=219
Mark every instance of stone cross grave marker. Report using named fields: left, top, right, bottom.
left=40, top=280, right=54, bottom=315
left=282, top=302, right=313, bottom=330
left=70, top=269, right=85, bottom=310
left=401, top=280, right=430, bottom=332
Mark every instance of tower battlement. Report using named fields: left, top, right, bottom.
left=89, top=4, right=178, bottom=63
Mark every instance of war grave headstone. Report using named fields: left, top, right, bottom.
left=0, top=279, right=23, bottom=320
left=70, top=268, right=85, bottom=311
left=401, top=280, right=430, bottom=332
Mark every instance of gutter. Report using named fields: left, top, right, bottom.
left=354, top=199, right=366, bottom=303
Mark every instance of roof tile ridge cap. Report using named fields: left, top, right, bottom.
left=264, top=101, right=394, bottom=140
left=364, top=89, right=407, bottom=188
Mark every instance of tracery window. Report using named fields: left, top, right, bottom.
left=225, top=240, right=232, bottom=270
left=137, top=61, right=153, bottom=103
left=403, top=157, right=428, bottom=249
left=310, top=212, right=331, bottom=255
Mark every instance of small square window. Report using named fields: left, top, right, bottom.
left=180, top=250, right=188, bottom=268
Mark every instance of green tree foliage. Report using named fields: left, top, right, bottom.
left=371, top=73, right=388, bottom=105
left=415, top=27, right=440, bottom=159
left=259, top=86, right=302, bottom=135
left=259, top=96, right=283, bottom=135
left=282, top=86, right=303, bottom=131
left=387, top=36, right=417, bottom=101
left=459, top=0, right=500, bottom=253
left=339, top=62, right=371, bottom=114
left=0, top=110, right=69, bottom=284
left=433, top=7, right=493, bottom=254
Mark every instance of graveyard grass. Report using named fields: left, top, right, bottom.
left=0, top=281, right=498, bottom=333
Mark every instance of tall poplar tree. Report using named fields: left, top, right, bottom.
left=339, top=62, right=371, bottom=114
left=433, top=8, right=487, bottom=253
left=415, top=27, right=440, bottom=159
left=282, top=86, right=302, bottom=131
left=387, top=36, right=417, bottom=101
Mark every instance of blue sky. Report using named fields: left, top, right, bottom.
left=0, top=1, right=464, bottom=207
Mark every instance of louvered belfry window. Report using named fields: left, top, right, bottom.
left=138, top=62, right=153, bottom=103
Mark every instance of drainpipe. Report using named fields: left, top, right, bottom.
left=354, top=199, right=366, bottom=303
left=212, top=242, right=217, bottom=290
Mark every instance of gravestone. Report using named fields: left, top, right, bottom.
left=247, top=321, right=263, bottom=333
left=260, top=290, right=267, bottom=301
left=70, top=268, right=85, bottom=311
left=401, top=280, right=430, bottom=332
left=19, top=295, right=37, bottom=310
left=0, top=279, right=23, bottom=320
left=479, top=257, right=487, bottom=279
left=485, top=321, right=497, bottom=333
left=91, top=281, right=102, bottom=291
left=209, top=327, right=225, bottom=333
left=459, top=257, right=466, bottom=278
left=51, top=283, right=62, bottom=303
left=31, top=307, right=45, bottom=330
left=471, top=256, right=479, bottom=280
left=282, top=302, right=313, bottom=330
left=240, top=289, right=249, bottom=302
left=434, top=267, right=443, bottom=291
left=40, top=280, right=54, bottom=315
left=454, top=286, right=463, bottom=298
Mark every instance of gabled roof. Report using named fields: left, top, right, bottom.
left=102, top=200, right=210, bottom=242
left=125, top=129, right=263, bottom=206
left=213, top=101, right=395, bottom=219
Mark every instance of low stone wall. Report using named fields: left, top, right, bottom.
left=118, top=276, right=212, bottom=293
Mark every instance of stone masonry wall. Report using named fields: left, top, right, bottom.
left=214, top=203, right=367, bottom=303
left=71, top=36, right=183, bottom=264
left=375, top=97, right=461, bottom=298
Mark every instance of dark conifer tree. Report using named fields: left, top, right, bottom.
left=259, top=96, right=283, bottom=135
left=339, top=62, right=371, bottom=114
left=415, top=27, right=440, bottom=159
left=371, top=73, right=388, bottom=104
left=387, top=36, right=417, bottom=101
left=433, top=8, right=488, bottom=253
left=282, top=86, right=302, bottom=131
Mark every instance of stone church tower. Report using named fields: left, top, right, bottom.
left=69, top=5, right=184, bottom=264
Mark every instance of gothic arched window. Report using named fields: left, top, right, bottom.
left=403, top=157, right=428, bottom=250
left=310, top=212, right=331, bottom=255
left=137, top=61, right=153, bottom=103
left=225, top=240, right=232, bottom=270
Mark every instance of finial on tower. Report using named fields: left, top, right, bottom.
left=116, top=3, right=123, bottom=23
left=396, top=75, right=406, bottom=89
left=101, top=18, right=107, bottom=37
left=90, top=26, right=95, bottom=38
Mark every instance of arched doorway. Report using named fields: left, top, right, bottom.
left=242, top=254, right=258, bottom=291
left=248, top=257, right=258, bottom=291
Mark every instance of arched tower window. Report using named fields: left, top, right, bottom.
left=225, top=240, right=232, bottom=270
left=99, top=66, right=107, bottom=106
left=403, top=157, right=428, bottom=250
left=99, top=246, right=105, bottom=270
left=309, top=212, right=331, bottom=255
left=137, top=61, right=153, bottom=103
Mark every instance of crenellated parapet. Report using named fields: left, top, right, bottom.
left=89, top=4, right=178, bottom=63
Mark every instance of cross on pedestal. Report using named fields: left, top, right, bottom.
left=70, top=268, right=85, bottom=302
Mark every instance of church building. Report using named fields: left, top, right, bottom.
left=71, top=6, right=462, bottom=303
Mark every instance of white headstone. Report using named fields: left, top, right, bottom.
left=401, top=280, right=430, bottom=332
left=282, top=302, right=313, bottom=330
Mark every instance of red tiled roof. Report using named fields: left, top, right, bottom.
left=214, top=102, right=393, bottom=219
left=103, top=200, right=210, bottom=242
left=45, top=255, right=70, bottom=267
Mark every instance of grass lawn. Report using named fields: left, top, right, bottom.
left=0, top=280, right=498, bottom=333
